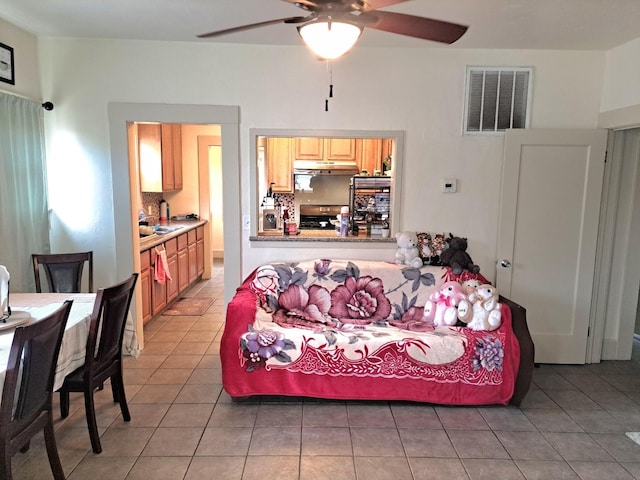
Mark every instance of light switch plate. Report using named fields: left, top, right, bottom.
left=442, top=178, right=457, bottom=193
left=242, top=214, right=250, bottom=230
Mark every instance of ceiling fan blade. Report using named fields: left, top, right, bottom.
left=356, top=0, right=410, bottom=12
left=368, top=11, right=468, bottom=44
left=197, top=16, right=308, bottom=38
left=280, top=0, right=320, bottom=10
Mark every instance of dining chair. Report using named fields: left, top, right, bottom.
left=32, top=252, right=94, bottom=293
left=58, top=273, right=138, bottom=454
left=0, top=300, right=73, bottom=480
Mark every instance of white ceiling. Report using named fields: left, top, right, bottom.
left=1, top=0, right=639, bottom=51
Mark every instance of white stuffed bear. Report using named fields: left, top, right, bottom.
left=424, top=281, right=467, bottom=326
left=463, top=284, right=502, bottom=331
left=394, top=231, right=423, bottom=268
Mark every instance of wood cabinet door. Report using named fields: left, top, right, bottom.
left=295, top=137, right=324, bottom=160
left=358, top=138, right=383, bottom=174
left=140, top=251, right=152, bottom=324
left=188, top=243, right=197, bottom=284
left=178, top=248, right=189, bottom=293
left=138, top=123, right=162, bottom=193
left=196, top=226, right=205, bottom=276
left=266, top=137, right=293, bottom=193
left=166, top=253, right=179, bottom=302
left=161, top=123, right=183, bottom=191
left=196, top=239, right=204, bottom=276
left=170, top=124, right=183, bottom=190
left=151, top=249, right=167, bottom=315
left=327, top=138, right=356, bottom=161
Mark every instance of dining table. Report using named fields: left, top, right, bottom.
left=0, top=293, right=139, bottom=396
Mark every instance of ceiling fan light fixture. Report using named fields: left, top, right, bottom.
left=298, top=20, right=362, bottom=59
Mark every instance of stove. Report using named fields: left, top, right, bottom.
left=298, top=205, right=342, bottom=230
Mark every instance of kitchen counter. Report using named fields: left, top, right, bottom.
left=139, top=219, right=207, bottom=251
left=250, top=229, right=396, bottom=243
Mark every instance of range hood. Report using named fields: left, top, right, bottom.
left=293, top=159, right=359, bottom=176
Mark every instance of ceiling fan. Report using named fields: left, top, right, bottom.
left=197, top=0, right=468, bottom=59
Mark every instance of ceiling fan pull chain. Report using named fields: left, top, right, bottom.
left=329, top=60, right=333, bottom=98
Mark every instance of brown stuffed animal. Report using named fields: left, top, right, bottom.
left=439, top=236, right=480, bottom=275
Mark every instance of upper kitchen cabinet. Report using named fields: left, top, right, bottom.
left=138, top=123, right=183, bottom=192
left=295, top=138, right=356, bottom=162
left=326, top=138, right=356, bottom=161
left=266, top=137, right=294, bottom=193
left=357, top=138, right=383, bottom=174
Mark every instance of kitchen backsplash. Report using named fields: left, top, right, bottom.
left=140, top=192, right=164, bottom=222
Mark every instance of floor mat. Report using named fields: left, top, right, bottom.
left=163, top=297, right=213, bottom=316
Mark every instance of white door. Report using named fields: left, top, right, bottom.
left=497, top=129, right=607, bottom=364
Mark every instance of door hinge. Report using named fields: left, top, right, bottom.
left=587, top=326, right=591, bottom=337
left=604, top=151, right=608, bottom=163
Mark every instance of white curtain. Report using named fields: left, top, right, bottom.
left=0, top=92, right=50, bottom=292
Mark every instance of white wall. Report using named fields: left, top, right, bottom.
left=0, top=18, right=41, bottom=99
left=34, top=38, right=605, bottom=290
left=601, top=37, right=640, bottom=113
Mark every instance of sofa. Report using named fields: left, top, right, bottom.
left=221, top=259, right=534, bottom=406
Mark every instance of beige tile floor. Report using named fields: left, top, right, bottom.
left=11, top=259, right=640, bottom=479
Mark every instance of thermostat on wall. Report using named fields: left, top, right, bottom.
left=442, top=178, right=457, bottom=193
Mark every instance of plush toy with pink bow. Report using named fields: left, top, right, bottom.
left=423, top=281, right=467, bottom=326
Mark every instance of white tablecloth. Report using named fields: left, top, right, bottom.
left=0, top=293, right=139, bottom=395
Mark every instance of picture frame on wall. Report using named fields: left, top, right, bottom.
left=0, top=42, right=15, bottom=85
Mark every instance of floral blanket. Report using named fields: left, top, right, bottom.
left=222, top=259, right=521, bottom=405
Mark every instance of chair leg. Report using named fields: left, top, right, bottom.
left=59, top=390, right=70, bottom=419
left=83, top=389, right=102, bottom=454
left=111, top=368, right=130, bottom=422
left=0, top=452, right=12, bottom=480
left=43, top=414, right=66, bottom=480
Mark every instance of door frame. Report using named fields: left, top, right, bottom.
left=590, top=126, right=640, bottom=362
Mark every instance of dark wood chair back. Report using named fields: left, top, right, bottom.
left=59, top=273, right=138, bottom=454
left=0, top=300, right=72, bottom=480
left=32, top=252, right=93, bottom=293
left=86, top=273, right=138, bottom=377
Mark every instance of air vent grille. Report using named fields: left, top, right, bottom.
left=464, top=67, right=532, bottom=134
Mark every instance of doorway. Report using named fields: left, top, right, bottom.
left=593, top=127, right=640, bottom=360
left=108, top=103, right=241, bottom=349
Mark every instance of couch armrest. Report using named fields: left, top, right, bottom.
left=500, top=295, right=534, bottom=405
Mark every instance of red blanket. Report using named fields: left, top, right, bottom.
left=221, top=261, right=520, bottom=405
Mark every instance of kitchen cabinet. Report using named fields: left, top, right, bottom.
left=138, top=123, right=183, bottom=192
left=196, top=226, right=205, bottom=276
left=177, top=233, right=189, bottom=293
left=139, top=222, right=207, bottom=322
left=161, top=123, right=183, bottom=191
left=140, top=250, right=152, bottom=325
left=326, top=138, right=356, bottom=161
left=295, top=137, right=324, bottom=160
left=357, top=138, right=383, bottom=175
left=165, top=238, right=179, bottom=303
left=295, top=138, right=356, bottom=161
left=188, top=229, right=198, bottom=284
left=266, top=137, right=294, bottom=193
left=151, top=248, right=167, bottom=316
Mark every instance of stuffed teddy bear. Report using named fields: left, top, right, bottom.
left=439, top=236, right=480, bottom=275
left=462, top=284, right=502, bottom=331
left=423, top=281, right=467, bottom=326
left=394, top=232, right=423, bottom=268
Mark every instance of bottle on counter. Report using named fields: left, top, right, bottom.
left=340, top=206, right=349, bottom=237
left=282, top=207, right=290, bottom=236
left=159, top=199, right=168, bottom=222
